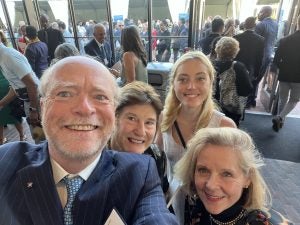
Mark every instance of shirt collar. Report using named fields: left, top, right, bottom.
left=95, top=39, right=104, bottom=47
left=51, top=152, right=102, bottom=184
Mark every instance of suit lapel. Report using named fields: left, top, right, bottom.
left=92, top=39, right=102, bottom=58
left=16, top=146, right=117, bottom=225
left=103, top=43, right=111, bottom=62
left=18, top=143, right=63, bottom=225
left=74, top=150, right=117, bottom=225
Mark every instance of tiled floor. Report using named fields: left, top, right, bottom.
left=245, top=86, right=300, bottom=224
left=262, top=159, right=300, bottom=224
left=246, top=80, right=300, bottom=118
left=247, top=96, right=300, bottom=118
left=3, top=118, right=35, bottom=144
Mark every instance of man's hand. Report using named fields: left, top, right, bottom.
left=29, top=111, right=41, bottom=127
left=0, top=87, right=17, bottom=108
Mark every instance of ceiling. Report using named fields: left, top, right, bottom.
left=205, top=0, right=232, bottom=5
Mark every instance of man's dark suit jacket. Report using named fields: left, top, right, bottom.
left=84, top=39, right=114, bottom=68
left=198, top=33, right=220, bottom=55
left=37, top=27, right=65, bottom=62
left=0, top=142, right=178, bottom=225
left=272, top=30, right=300, bottom=83
left=234, top=30, right=265, bottom=82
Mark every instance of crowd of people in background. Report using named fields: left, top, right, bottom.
left=0, top=5, right=296, bottom=160
left=0, top=5, right=298, bottom=225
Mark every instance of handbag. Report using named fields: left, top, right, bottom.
left=144, top=143, right=167, bottom=188
left=15, top=87, right=29, bottom=101
left=268, top=208, right=290, bottom=225
left=9, top=97, right=26, bottom=120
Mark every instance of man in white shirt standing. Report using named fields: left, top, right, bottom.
left=0, top=39, right=40, bottom=126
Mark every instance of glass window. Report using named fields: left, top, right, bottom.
left=110, top=0, right=148, bottom=62
left=73, top=0, right=109, bottom=54
left=0, top=0, right=29, bottom=50
left=37, top=0, right=75, bottom=48
left=152, top=0, right=190, bottom=62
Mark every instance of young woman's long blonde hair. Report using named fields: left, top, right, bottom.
left=161, top=51, right=216, bottom=132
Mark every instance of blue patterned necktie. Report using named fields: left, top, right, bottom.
left=63, top=176, right=84, bottom=225
left=101, top=45, right=107, bottom=58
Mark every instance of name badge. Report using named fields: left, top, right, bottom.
left=104, top=208, right=126, bottom=225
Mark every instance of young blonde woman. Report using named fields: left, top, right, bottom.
left=155, top=51, right=235, bottom=224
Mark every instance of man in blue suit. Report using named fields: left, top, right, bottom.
left=0, top=56, right=178, bottom=225
left=84, top=23, right=115, bottom=68
left=255, top=6, right=278, bottom=78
